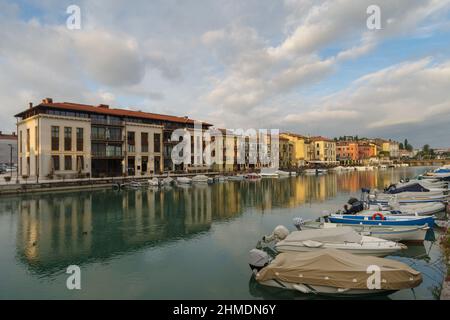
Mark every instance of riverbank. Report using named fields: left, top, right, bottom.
left=0, top=172, right=221, bottom=196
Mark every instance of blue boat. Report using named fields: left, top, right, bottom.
left=328, top=214, right=435, bottom=228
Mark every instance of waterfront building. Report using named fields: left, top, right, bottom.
left=279, top=137, right=294, bottom=170
left=308, top=136, right=337, bottom=163
left=280, top=133, right=308, bottom=167
left=0, top=131, right=17, bottom=165
left=336, top=141, right=359, bottom=165
left=358, top=141, right=378, bottom=161
left=15, top=98, right=211, bottom=179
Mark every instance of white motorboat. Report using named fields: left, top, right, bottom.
left=369, top=201, right=446, bottom=216
left=162, top=176, right=174, bottom=186
left=177, top=177, right=192, bottom=185
left=260, top=168, right=279, bottom=178
left=192, top=175, right=209, bottom=184
left=296, top=220, right=429, bottom=242
left=260, top=226, right=406, bottom=257
left=215, top=175, right=228, bottom=182
left=245, top=173, right=261, bottom=180
left=249, top=249, right=422, bottom=297
left=289, top=171, right=297, bottom=177
left=148, top=178, right=160, bottom=187
left=228, top=175, right=245, bottom=181
left=276, top=170, right=291, bottom=178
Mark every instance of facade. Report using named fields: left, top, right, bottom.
left=15, top=98, right=211, bottom=179
left=0, top=131, right=17, bottom=165
left=309, top=137, right=337, bottom=163
left=280, top=133, right=307, bottom=167
left=336, top=141, right=359, bottom=164
left=279, top=137, right=294, bottom=169
left=358, top=141, right=377, bottom=160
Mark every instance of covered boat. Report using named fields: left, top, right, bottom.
left=297, top=220, right=429, bottom=242
left=329, top=214, right=435, bottom=227
left=250, top=249, right=422, bottom=296
left=148, top=178, right=159, bottom=187
left=368, top=202, right=446, bottom=216
left=176, top=177, right=192, bottom=184
left=263, top=226, right=405, bottom=257
left=192, top=175, right=209, bottom=183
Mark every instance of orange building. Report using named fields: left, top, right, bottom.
left=358, top=142, right=377, bottom=159
left=336, top=141, right=359, bottom=163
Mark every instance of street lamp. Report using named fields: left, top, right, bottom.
left=8, top=144, right=13, bottom=179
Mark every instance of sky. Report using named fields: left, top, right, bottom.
left=1, top=0, right=450, bottom=148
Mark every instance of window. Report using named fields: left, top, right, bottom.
left=154, top=133, right=161, bottom=153
left=26, top=129, right=30, bottom=152
left=127, top=132, right=135, bottom=153
left=76, top=128, right=83, bottom=151
left=26, top=157, right=30, bottom=176
left=141, top=133, right=149, bottom=152
left=19, top=131, right=23, bottom=153
left=52, top=155, right=60, bottom=171
left=51, top=126, right=59, bottom=151
left=64, top=156, right=72, bottom=171
left=35, top=126, right=38, bottom=150
left=76, top=156, right=84, bottom=171
left=142, top=156, right=148, bottom=172
left=64, top=127, right=72, bottom=151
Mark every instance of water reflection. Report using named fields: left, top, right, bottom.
left=5, top=167, right=442, bottom=288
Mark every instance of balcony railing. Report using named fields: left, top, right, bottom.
left=92, top=151, right=125, bottom=158
left=91, top=134, right=124, bottom=141
left=91, top=118, right=124, bottom=126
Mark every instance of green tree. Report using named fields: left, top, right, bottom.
left=399, top=143, right=404, bottom=150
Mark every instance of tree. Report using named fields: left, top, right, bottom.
left=399, top=143, right=404, bottom=150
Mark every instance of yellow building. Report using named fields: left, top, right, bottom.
left=309, top=136, right=337, bottom=163
left=280, top=133, right=307, bottom=167
left=279, top=137, right=294, bottom=170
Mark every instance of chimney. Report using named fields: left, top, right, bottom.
left=97, top=104, right=109, bottom=109
left=42, top=98, right=53, bottom=104
left=0, top=131, right=2, bottom=135
left=12, top=132, right=16, bottom=136
left=29, top=102, right=33, bottom=109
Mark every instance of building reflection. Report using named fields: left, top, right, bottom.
left=13, top=170, right=408, bottom=276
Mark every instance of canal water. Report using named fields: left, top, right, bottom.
left=0, top=167, right=446, bottom=299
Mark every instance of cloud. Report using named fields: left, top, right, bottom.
left=201, top=0, right=450, bottom=129
left=283, top=58, right=450, bottom=146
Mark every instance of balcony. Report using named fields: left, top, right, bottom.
left=91, top=134, right=124, bottom=142
left=91, top=118, right=124, bottom=126
left=92, top=151, right=125, bottom=159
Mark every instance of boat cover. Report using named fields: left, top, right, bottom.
left=281, top=227, right=362, bottom=244
left=256, top=249, right=422, bottom=290
left=385, top=183, right=430, bottom=194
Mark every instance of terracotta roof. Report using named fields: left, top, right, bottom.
left=0, top=134, right=17, bottom=140
left=280, top=132, right=307, bottom=139
left=15, top=101, right=212, bottom=126
left=310, top=136, right=334, bottom=142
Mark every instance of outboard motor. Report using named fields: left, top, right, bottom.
left=348, top=201, right=364, bottom=214
left=293, top=217, right=305, bottom=230
left=347, top=197, right=359, bottom=205
left=262, top=225, right=289, bottom=243
left=249, top=249, right=270, bottom=272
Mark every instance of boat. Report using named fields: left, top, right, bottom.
left=192, top=175, right=209, bottom=184
left=249, top=249, right=422, bottom=296
left=328, top=214, right=435, bottom=228
left=368, top=202, right=446, bottom=216
left=245, top=173, right=261, bottom=180
left=215, top=175, right=228, bottom=182
left=295, top=220, right=429, bottom=242
left=228, top=175, right=245, bottom=181
left=260, top=168, right=279, bottom=178
left=276, top=170, right=290, bottom=178
left=260, top=226, right=405, bottom=257
left=148, top=178, right=160, bottom=187
left=304, top=168, right=327, bottom=175
left=289, top=171, right=297, bottom=177
left=177, top=177, right=192, bottom=185
left=384, top=182, right=447, bottom=194
left=162, top=176, right=174, bottom=186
